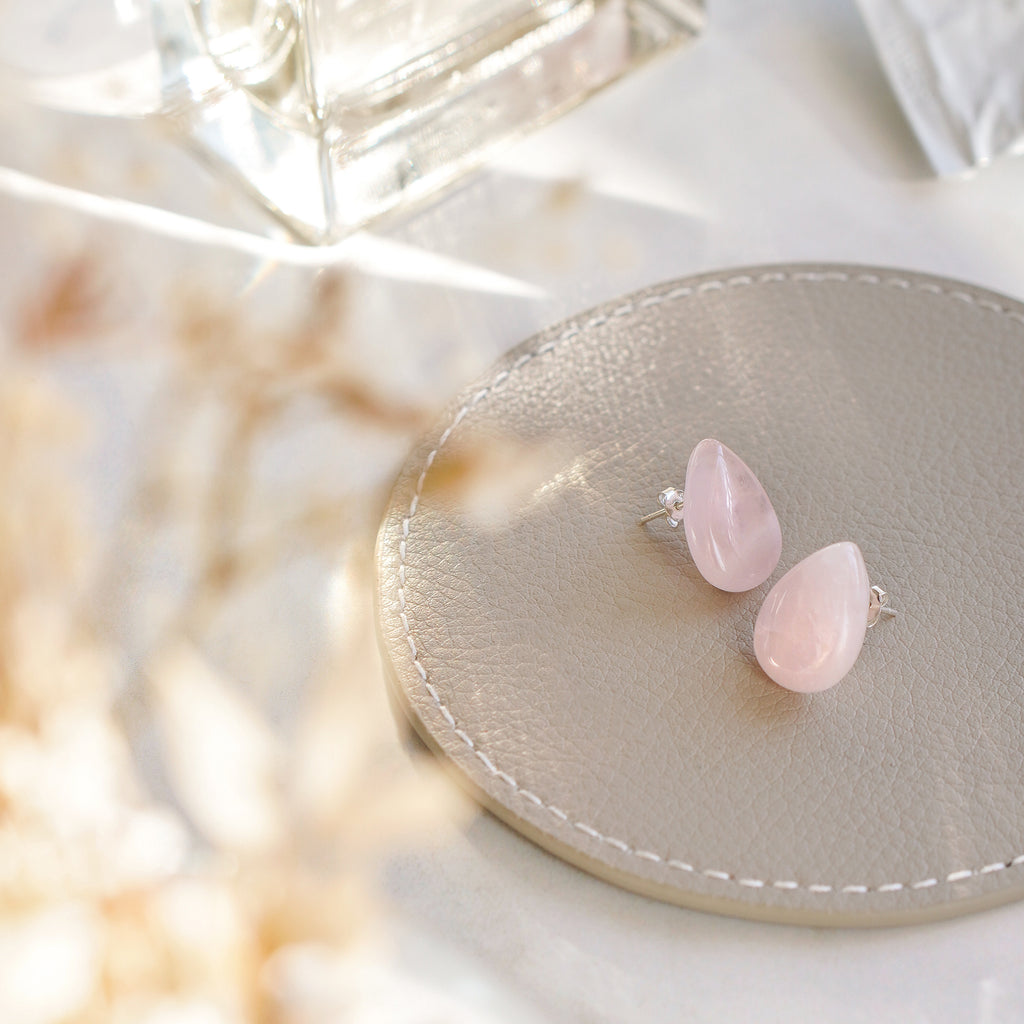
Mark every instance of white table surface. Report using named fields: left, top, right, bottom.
left=4, top=0, right=1024, bottom=1020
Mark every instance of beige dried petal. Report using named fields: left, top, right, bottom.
left=0, top=902, right=101, bottom=1024
left=4, top=598, right=114, bottom=714
left=291, top=579, right=385, bottom=828
left=150, top=644, right=285, bottom=855
left=342, top=761, right=470, bottom=858
left=121, top=996, right=243, bottom=1024
left=0, top=376, right=94, bottom=591
left=420, top=436, right=568, bottom=530
left=0, top=374, right=87, bottom=448
left=17, top=250, right=115, bottom=350
left=238, top=864, right=370, bottom=956
left=292, top=556, right=472, bottom=846
left=0, top=709, right=134, bottom=840
left=150, top=876, right=256, bottom=1003
left=293, top=687, right=470, bottom=851
left=107, top=809, right=190, bottom=888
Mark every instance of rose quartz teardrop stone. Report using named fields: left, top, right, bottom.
left=754, top=542, right=870, bottom=693
left=682, top=439, right=782, bottom=592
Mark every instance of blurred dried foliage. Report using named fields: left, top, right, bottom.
left=169, top=269, right=433, bottom=431
left=17, top=251, right=118, bottom=351
left=422, top=437, right=568, bottom=531
left=0, top=247, right=505, bottom=1024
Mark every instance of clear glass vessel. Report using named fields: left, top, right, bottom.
left=153, top=0, right=704, bottom=241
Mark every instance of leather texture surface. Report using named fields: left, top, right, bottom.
left=375, top=264, right=1024, bottom=925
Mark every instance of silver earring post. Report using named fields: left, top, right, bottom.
left=639, top=487, right=685, bottom=528
left=867, top=585, right=897, bottom=628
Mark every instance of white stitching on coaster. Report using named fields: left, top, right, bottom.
left=703, top=869, right=732, bottom=882
left=394, top=270, right=1024, bottom=897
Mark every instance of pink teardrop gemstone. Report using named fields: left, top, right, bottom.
left=682, top=439, right=782, bottom=592
left=754, top=542, right=870, bottom=693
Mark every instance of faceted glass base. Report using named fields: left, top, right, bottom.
left=153, top=0, right=704, bottom=242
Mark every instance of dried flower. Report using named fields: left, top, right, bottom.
left=17, top=252, right=116, bottom=351
left=0, top=249, right=488, bottom=1023
left=421, top=435, right=569, bottom=529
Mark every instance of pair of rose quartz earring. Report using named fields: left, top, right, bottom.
left=640, top=439, right=894, bottom=694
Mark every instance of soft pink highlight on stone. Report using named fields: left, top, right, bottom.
left=682, top=439, right=782, bottom=592
left=754, top=542, right=870, bottom=693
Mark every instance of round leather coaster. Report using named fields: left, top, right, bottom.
left=375, top=264, right=1024, bottom=926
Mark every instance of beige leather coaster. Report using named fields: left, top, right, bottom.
left=375, top=264, right=1024, bottom=926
